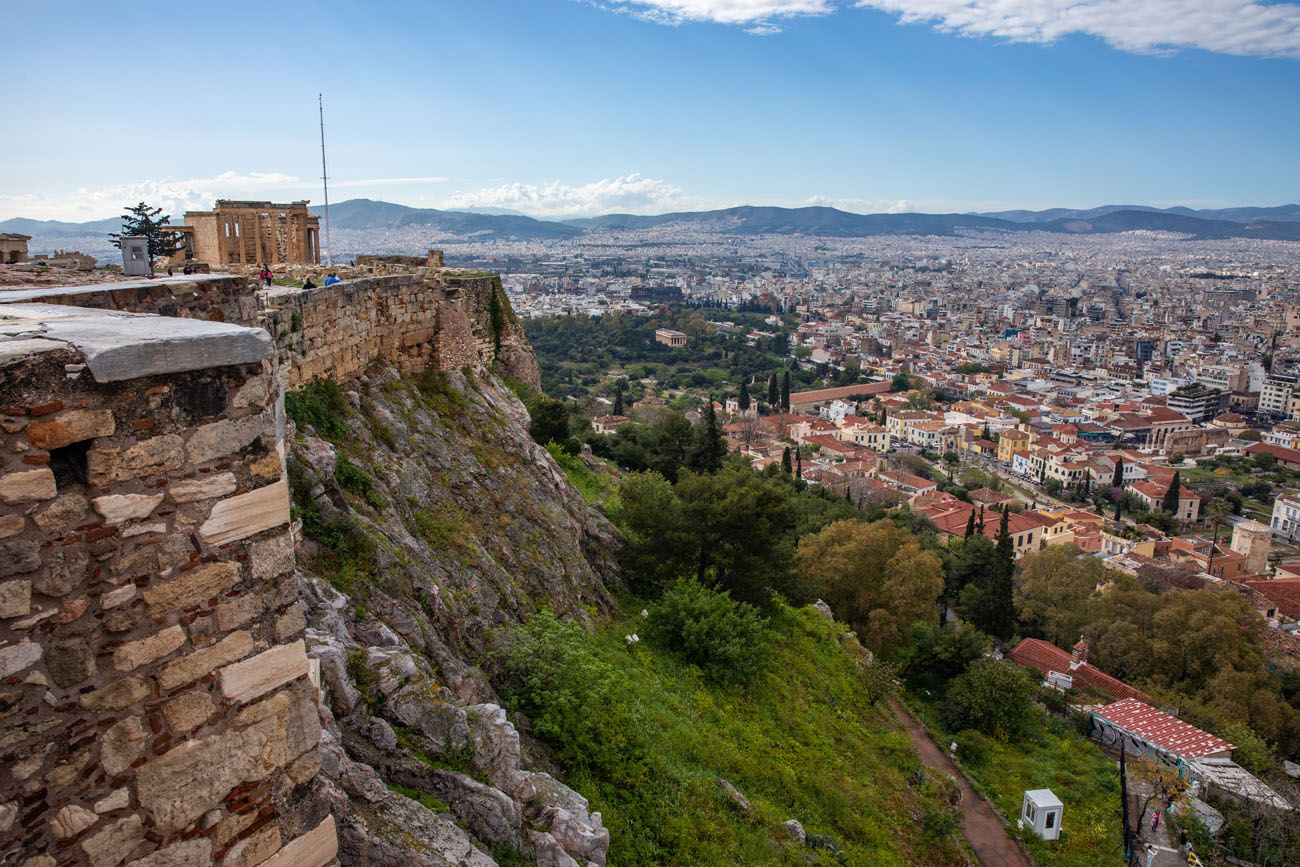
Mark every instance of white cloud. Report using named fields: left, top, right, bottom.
left=597, top=0, right=834, bottom=30
left=806, top=195, right=914, bottom=213
left=443, top=174, right=687, bottom=218
left=0, top=172, right=451, bottom=222
left=593, top=0, right=1300, bottom=57
left=856, top=0, right=1300, bottom=58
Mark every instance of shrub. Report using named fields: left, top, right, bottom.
left=285, top=378, right=350, bottom=441
left=335, top=455, right=383, bottom=509
left=952, top=729, right=992, bottom=767
left=646, top=579, right=770, bottom=685
left=940, top=658, right=1040, bottom=741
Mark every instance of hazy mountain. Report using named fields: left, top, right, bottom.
left=7, top=200, right=1300, bottom=246
left=981, top=204, right=1300, bottom=224
left=0, top=216, right=120, bottom=237
left=310, top=199, right=581, bottom=240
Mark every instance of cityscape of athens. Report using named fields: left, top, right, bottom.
left=2, top=2, right=1299, bottom=867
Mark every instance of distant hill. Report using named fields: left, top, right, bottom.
left=311, top=199, right=581, bottom=240
left=0, top=216, right=120, bottom=237
left=980, top=204, right=1300, bottom=224
left=6, top=200, right=1300, bottom=246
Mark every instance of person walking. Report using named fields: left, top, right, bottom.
left=259, top=264, right=273, bottom=287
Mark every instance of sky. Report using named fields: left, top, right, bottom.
left=1, top=0, right=1298, bottom=222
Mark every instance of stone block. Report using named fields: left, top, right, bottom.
left=88, top=434, right=184, bottom=485
left=101, top=583, right=137, bottom=609
left=124, top=838, right=211, bottom=867
left=135, top=732, right=244, bottom=833
left=80, top=815, right=144, bottom=867
left=92, top=493, right=164, bottom=524
left=163, top=689, right=215, bottom=733
left=0, top=540, right=40, bottom=577
left=232, top=375, right=273, bottom=410
left=113, top=624, right=186, bottom=671
left=220, top=639, right=309, bottom=704
left=215, top=594, right=263, bottom=631
left=143, top=561, right=241, bottom=614
left=0, top=467, right=56, bottom=504
left=274, top=605, right=306, bottom=642
left=199, top=481, right=290, bottom=546
left=186, top=412, right=273, bottom=465
left=220, top=824, right=281, bottom=867
left=94, top=788, right=129, bottom=813
left=101, top=716, right=147, bottom=776
left=168, top=472, right=237, bottom=503
left=0, top=638, right=42, bottom=677
left=25, top=409, right=115, bottom=450
left=249, top=532, right=295, bottom=581
left=52, top=803, right=98, bottom=839
left=46, top=640, right=97, bottom=687
left=32, top=492, right=87, bottom=533
left=80, top=676, right=150, bottom=711
left=0, top=579, right=31, bottom=618
left=0, top=513, right=24, bottom=538
left=258, top=815, right=337, bottom=867
left=157, top=630, right=259, bottom=691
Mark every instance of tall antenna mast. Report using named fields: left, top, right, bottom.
left=318, top=93, right=332, bottom=266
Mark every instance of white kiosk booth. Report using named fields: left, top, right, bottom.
left=1021, top=789, right=1064, bottom=841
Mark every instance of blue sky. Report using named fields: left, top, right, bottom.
left=2, top=0, right=1297, bottom=221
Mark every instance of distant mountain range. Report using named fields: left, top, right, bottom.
left=5, top=199, right=1300, bottom=246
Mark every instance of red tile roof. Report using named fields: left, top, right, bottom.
left=1007, top=639, right=1149, bottom=703
left=1095, top=698, right=1234, bottom=759
left=1242, top=578, right=1300, bottom=620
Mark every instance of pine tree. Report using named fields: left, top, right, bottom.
left=109, top=202, right=182, bottom=276
left=687, top=401, right=725, bottom=474
left=964, top=510, right=976, bottom=538
left=768, top=373, right=779, bottom=407
left=738, top=381, right=750, bottom=412
left=1162, top=471, right=1182, bottom=516
left=1112, top=457, right=1124, bottom=489
left=781, top=446, right=792, bottom=476
left=780, top=371, right=791, bottom=412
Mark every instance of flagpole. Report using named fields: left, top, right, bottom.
left=319, top=93, right=332, bottom=266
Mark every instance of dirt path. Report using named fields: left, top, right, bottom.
left=891, top=699, right=1033, bottom=867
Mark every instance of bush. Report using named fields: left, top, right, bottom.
left=646, top=579, right=770, bottom=685
left=335, top=455, right=383, bottom=509
left=940, top=658, right=1040, bottom=741
left=952, top=729, right=992, bottom=767
left=284, top=378, right=350, bottom=441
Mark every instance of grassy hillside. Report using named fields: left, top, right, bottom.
left=496, top=602, right=970, bottom=866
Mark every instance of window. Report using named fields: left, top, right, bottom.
left=1044, top=811, right=1055, bottom=829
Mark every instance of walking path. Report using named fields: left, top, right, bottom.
left=890, top=699, right=1033, bottom=867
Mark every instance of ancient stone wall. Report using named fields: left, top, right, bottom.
left=0, top=308, right=335, bottom=867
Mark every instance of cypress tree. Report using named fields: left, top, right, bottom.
left=781, top=371, right=791, bottom=412
left=796, top=448, right=803, bottom=480
left=1162, top=471, right=1182, bottom=516
left=986, top=508, right=1016, bottom=639
left=1111, top=457, right=1124, bottom=489
left=612, top=386, right=624, bottom=416
left=688, top=400, right=726, bottom=473
left=738, top=381, right=750, bottom=412
left=768, top=373, right=779, bottom=407
left=964, top=509, right=976, bottom=538
left=781, top=446, right=792, bottom=475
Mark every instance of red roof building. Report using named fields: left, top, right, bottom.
left=1007, top=639, right=1149, bottom=703
left=1093, top=698, right=1234, bottom=761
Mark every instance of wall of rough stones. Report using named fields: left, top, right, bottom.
left=0, top=312, right=335, bottom=867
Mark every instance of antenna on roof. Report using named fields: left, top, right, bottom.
left=318, top=93, right=332, bottom=266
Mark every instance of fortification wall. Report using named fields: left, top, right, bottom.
left=0, top=307, right=335, bottom=866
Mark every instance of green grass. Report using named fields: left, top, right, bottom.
left=544, top=442, right=616, bottom=505
left=387, top=782, right=449, bottom=813
left=908, top=694, right=1122, bottom=867
left=497, top=602, right=969, bottom=866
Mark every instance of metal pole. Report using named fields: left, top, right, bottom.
left=319, top=94, right=331, bottom=266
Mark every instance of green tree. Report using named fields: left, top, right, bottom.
left=796, top=519, right=944, bottom=653
left=738, top=381, right=750, bottom=412
left=940, top=658, right=1040, bottom=741
left=964, top=509, right=1015, bottom=640
left=1014, top=544, right=1104, bottom=645
left=686, top=401, right=725, bottom=473
left=1162, top=471, right=1182, bottom=515
left=1111, top=457, right=1124, bottom=489
left=109, top=201, right=182, bottom=275
left=780, top=370, right=791, bottom=412
left=614, top=471, right=690, bottom=594
left=903, top=621, right=992, bottom=687
left=781, top=446, right=793, bottom=476
left=529, top=397, right=572, bottom=448
left=1204, top=497, right=1233, bottom=576
left=767, top=372, right=779, bottom=407
left=890, top=372, right=912, bottom=393
left=963, top=510, right=976, bottom=538
left=613, top=383, right=624, bottom=416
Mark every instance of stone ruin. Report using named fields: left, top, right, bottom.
left=0, top=267, right=540, bottom=866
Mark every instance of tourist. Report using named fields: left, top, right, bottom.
left=302, top=277, right=317, bottom=290
left=323, top=272, right=341, bottom=286
left=259, top=264, right=273, bottom=287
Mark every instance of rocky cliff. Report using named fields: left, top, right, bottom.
left=286, top=361, right=619, bottom=866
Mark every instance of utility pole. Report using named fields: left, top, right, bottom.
left=318, top=93, right=332, bottom=266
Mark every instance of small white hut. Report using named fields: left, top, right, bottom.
left=1021, top=789, right=1064, bottom=841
